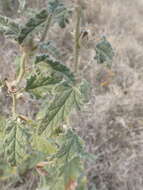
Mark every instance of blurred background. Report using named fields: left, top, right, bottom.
left=0, top=0, right=143, bottom=189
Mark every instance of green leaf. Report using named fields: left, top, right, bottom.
left=17, top=151, right=46, bottom=176
left=54, top=129, right=84, bottom=160
left=48, top=0, right=61, bottom=14
left=54, top=7, right=71, bottom=28
left=63, top=157, right=82, bottom=186
left=0, top=15, right=20, bottom=38
left=32, top=135, right=57, bottom=155
left=95, top=36, right=114, bottom=64
left=4, top=119, right=30, bottom=166
left=37, top=82, right=83, bottom=135
left=48, top=0, right=71, bottom=28
left=25, top=73, right=61, bottom=91
left=39, top=41, right=60, bottom=57
left=78, top=79, right=91, bottom=103
left=16, top=9, right=49, bottom=44
left=35, top=54, right=75, bottom=82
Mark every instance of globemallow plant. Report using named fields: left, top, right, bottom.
left=0, top=0, right=95, bottom=189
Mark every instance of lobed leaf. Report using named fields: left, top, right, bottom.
left=48, top=0, right=61, bottom=13
left=63, top=157, right=82, bottom=188
left=54, top=7, right=71, bottom=28
left=32, top=135, right=57, bottom=155
left=37, top=81, right=86, bottom=135
left=48, top=0, right=71, bottom=28
left=25, top=73, right=61, bottom=91
left=95, top=36, right=114, bottom=64
left=35, top=54, right=75, bottom=82
left=0, top=15, right=20, bottom=38
left=54, top=129, right=84, bottom=160
left=4, top=119, right=30, bottom=166
left=39, top=41, right=61, bottom=57
left=16, top=9, right=49, bottom=44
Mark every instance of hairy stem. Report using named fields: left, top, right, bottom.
left=40, top=14, right=53, bottom=42
left=12, top=94, right=16, bottom=118
left=11, top=51, right=28, bottom=117
left=16, top=52, right=27, bottom=86
left=74, top=6, right=81, bottom=73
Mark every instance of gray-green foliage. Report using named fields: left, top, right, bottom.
left=37, top=129, right=87, bottom=190
left=48, top=0, right=71, bottom=28
left=35, top=54, right=75, bottom=82
left=0, top=0, right=94, bottom=189
left=39, top=41, right=61, bottom=57
left=0, top=0, right=71, bottom=44
left=38, top=80, right=87, bottom=135
left=4, top=119, right=30, bottom=166
left=26, top=74, right=60, bottom=91
left=0, top=15, right=20, bottom=38
left=17, top=9, right=49, bottom=44
left=95, top=36, right=114, bottom=64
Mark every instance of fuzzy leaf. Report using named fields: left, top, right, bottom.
left=35, top=54, right=75, bottom=82
left=54, top=129, right=84, bottom=160
left=4, top=119, right=30, bottom=166
left=54, top=7, right=71, bottom=28
left=25, top=73, right=61, bottom=91
left=48, top=0, right=71, bottom=28
left=63, top=157, right=82, bottom=188
left=0, top=15, right=20, bottom=38
left=32, top=135, right=57, bottom=155
left=37, top=82, right=84, bottom=135
left=48, top=0, right=62, bottom=13
left=17, top=9, right=49, bottom=44
left=39, top=41, right=60, bottom=57
left=95, top=36, right=114, bottom=64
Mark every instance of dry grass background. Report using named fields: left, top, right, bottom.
left=1, top=0, right=143, bottom=189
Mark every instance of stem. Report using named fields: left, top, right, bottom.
left=40, top=14, right=53, bottom=42
left=74, top=6, right=81, bottom=73
left=16, top=52, right=27, bottom=86
left=12, top=94, right=16, bottom=118
left=11, top=51, right=28, bottom=117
